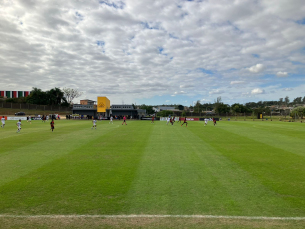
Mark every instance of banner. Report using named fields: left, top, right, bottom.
left=184, top=118, right=199, bottom=121
left=160, top=117, right=179, bottom=121
left=97, top=97, right=110, bottom=113
left=7, top=117, right=27, bottom=120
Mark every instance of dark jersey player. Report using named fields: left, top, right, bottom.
left=50, top=120, right=55, bottom=132
left=181, top=117, right=188, bottom=127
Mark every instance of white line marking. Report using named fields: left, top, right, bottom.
left=0, top=215, right=304, bottom=220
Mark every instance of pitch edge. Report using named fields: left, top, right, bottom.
left=0, top=215, right=305, bottom=220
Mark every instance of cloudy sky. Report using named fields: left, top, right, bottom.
left=1, top=0, right=305, bottom=106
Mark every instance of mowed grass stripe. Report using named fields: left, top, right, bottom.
left=191, top=121, right=305, bottom=215
left=0, top=120, right=92, bottom=154
left=220, top=121, right=305, bottom=157
left=126, top=121, right=299, bottom=216
left=0, top=121, right=153, bottom=215
left=0, top=120, right=110, bottom=186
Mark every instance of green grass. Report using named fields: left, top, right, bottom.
left=0, top=120, right=305, bottom=228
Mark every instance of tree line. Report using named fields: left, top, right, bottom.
left=138, top=95, right=305, bottom=117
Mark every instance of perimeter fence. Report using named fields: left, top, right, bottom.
left=0, top=101, right=72, bottom=112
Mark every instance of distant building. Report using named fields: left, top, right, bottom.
left=153, top=106, right=176, bottom=112
left=72, top=97, right=146, bottom=119
left=72, top=99, right=97, bottom=117
left=107, top=104, right=146, bottom=118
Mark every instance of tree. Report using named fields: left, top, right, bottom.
left=285, top=96, right=290, bottom=106
left=47, top=88, right=65, bottom=105
left=290, top=106, right=305, bottom=119
left=26, top=87, right=48, bottom=105
left=215, top=103, right=230, bottom=114
left=62, top=88, right=83, bottom=104
left=157, top=110, right=173, bottom=117
left=139, top=104, right=154, bottom=115
left=293, top=97, right=302, bottom=105
left=279, top=98, right=283, bottom=106
left=194, top=100, right=201, bottom=113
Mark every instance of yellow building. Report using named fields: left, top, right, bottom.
left=97, top=97, right=110, bottom=113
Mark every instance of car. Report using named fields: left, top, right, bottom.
left=15, top=112, right=26, bottom=116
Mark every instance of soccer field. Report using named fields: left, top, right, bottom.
left=0, top=119, right=305, bottom=228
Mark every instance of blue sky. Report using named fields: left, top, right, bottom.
left=0, top=0, right=304, bottom=106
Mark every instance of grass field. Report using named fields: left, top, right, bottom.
left=0, top=119, right=305, bottom=228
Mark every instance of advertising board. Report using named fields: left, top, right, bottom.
left=7, top=117, right=27, bottom=121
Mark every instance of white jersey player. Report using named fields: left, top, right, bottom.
left=109, top=116, right=113, bottom=124
left=16, top=119, right=22, bottom=133
left=204, top=118, right=208, bottom=126
left=1, top=116, right=5, bottom=128
left=92, top=119, right=97, bottom=129
left=166, top=117, right=171, bottom=125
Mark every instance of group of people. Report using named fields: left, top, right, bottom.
left=0, top=114, right=218, bottom=133
left=165, top=116, right=188, bottom=127
left=91, top=115, right=127, bottom=129
left=0, top=116, right=55, bottom=133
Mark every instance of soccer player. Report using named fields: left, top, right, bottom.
left=92, top=118, right=97, bottom=129
left=16, top=119, right=22, bottom=133
left=204, top=118, right=208, bottom=126
left=109, top=116, right=113, bottom=124
left=151, top=115, right=155, bottom=124
left=28, top=115, right=31, bottom=124
left=181, top=117, right=188, bottom=127
left=177, top=116, right=182, bottom=123
left=50, top=120, right=54, bottom=132
left=213, top=117, right=217, bottom=126
left=166, top=116, right=170, bottom=125
left=122, top=116, right=127, bottom=125
left=1, top=116, right=5, bottom=128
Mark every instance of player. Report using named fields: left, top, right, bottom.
left=213, top=117, right=217, bottom=126
left=166, top=116, right=170, bottom=125
left=151, top=115, right=155, bottom=124
left=122, top=116, right=127, bottom=125
left=92, top=118, right=97, bottom=129
left=181, top=117, right=188, bottom=127
left=16, top=119, right=22, bottom=133
left=172, top=116, right=176, bottom=124
left=1, top=116, right=5, bottom=128
left=50, top=119, right=54, bottom=132
left=109, top=116, right=113, bottom=124
left=177, top=116, right=182, bottom=123
left=204, top=118, right=208, bottom=126
left=28, top=115, right=31, bottom=124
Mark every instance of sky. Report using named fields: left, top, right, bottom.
left=0, top=0, right=305, bottom=106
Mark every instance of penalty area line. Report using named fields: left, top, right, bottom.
left=0, top=215, right=305, bottom=220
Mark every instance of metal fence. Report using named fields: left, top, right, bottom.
left=0, top=101, right=72, bottom=112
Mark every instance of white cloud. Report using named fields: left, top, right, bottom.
left=251, top=88, right=265, bottom=94
left=0, top=0, right=304, bottom=105
left=209, top=89, right=224, bottom=95
left=248, top=64, right=265, bottom=73
left=283, top=88, right=293, bottom=91
left=276, top=71, right=288, bottom=77
left=230, top=81, right=245, bottom=85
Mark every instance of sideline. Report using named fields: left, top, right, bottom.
left=0, top=215, right=305, bottom=220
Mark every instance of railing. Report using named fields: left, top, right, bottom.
left=0, top=101, right=72, bottom=112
